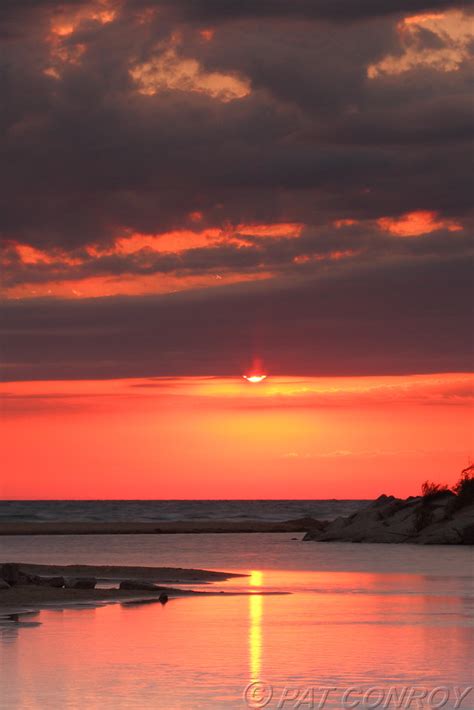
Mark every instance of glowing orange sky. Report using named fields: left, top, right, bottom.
left=1, top=373, right=471, bottom=499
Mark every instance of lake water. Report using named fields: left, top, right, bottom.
left=0, top=533, right=472, bottom=709
left=0, top=499, right=366, bottom=523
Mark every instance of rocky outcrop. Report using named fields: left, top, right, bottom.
left=303, top=493, right=474, bottom=544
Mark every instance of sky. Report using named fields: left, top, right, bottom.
left=0, top=0, right=472, bottom=498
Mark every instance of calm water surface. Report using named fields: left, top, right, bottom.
left=0, top=534, right=472, bottom=709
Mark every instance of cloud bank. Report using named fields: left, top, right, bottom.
left=0, top=0, right=472, bottom=379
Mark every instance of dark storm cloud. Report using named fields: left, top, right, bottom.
left=0, top=0, right=472, bottom=251
left=160, top=0, right=473, bottom=22
left=0, top=0, right=472, bottom=378
left=1, top=256, right=472, bottom=381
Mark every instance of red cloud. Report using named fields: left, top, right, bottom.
left=377, top=211, right=462, bottom=237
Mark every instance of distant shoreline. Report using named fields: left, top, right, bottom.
left=1, top=494, right=472, bottom=542
left=0, top=519, right=313, bottom=536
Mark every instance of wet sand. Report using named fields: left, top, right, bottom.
left=0, top=585, right=200, bottom=615
left=0, top=563, right=253, bottom=615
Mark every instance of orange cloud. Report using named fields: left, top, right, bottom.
left=5, top=270, right=274, bottom=300
left=113, top=228, right=222, bottom=255
left=135, top=8, right=157, bottom=25
left=130, top=46, right=250, bottom=102
left=402, top=13, right=445, bottom=26
left=44, top=1, right=117, bottom=77
left=49, top=1, right=117, bottom=38
left=15, top=244, right=55, bottom=265
left=88, top=222, right=302, bottom=257
left=10, top=244, right=83, bottom=267
left=377, top=211, right=463, bottom=237
left=234, top=223, right=303, bottom=238
left=199, top=29, right=215, bottom=42
left=334, top=219, right=358, bottom=228
left=293, top=249, right=358, bottom=265
left=368, top=11, right=472, bottom=78
left=4, top=220, right=302, bottom=285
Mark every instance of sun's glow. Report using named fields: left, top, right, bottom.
left=1, top=374, right=472, bottom=498
left=243, top=375, right=267, bottom=384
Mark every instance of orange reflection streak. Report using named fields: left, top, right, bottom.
left=249, top=571, right=264, bottom=681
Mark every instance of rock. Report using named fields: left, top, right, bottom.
left=460, top=523, right=474, bottom=545
left=159, top=593, right=168, bottom=604
left=0, top=566, right=63, bottom=587
left=0, top=579, right=11, bottom=590
left=17, top=572, right=40, bottom=585
left=64, top=578, right=96, bottom=589
left=288, top=516, right=327, bottom=530
left=303, top=496, right=474, bottom=545
left=0, top=563, right=20, bottom=586
left=370, top=494, right=396, bottom=508
left=119, top=580, right=159, bottom=591
left=35, top=576, right=65, bottom=588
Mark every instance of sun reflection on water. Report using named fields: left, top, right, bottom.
left=249, top=570, right=264, bottom=681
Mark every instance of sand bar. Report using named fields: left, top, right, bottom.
left=2, top=562, right=244, bottom=583
left=0, top=518, right=313, bottom=536
left=0, top=563, right=250, bottom=614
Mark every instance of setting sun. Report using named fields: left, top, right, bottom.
left=243, top=375, right=267, bottom=384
